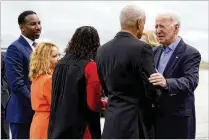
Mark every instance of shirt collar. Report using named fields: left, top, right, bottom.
left=165, top=37, right=181, bottom=52
left=21, top=34, right=35, bottom=49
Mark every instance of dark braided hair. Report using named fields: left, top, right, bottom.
left=65, top=26, right=100, bottom=60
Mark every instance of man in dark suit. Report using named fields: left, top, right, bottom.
left=96, top=5, right=160, bottom=139
left=1, top=52, right=10, bottom=139
left=149, top=13, right=201, bottom=139
left=4, top=10, right=42, bottom=139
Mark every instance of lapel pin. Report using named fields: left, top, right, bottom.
left=176, top=56, right=179, bottom=59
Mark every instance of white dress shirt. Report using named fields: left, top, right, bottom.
left=21, top=34, right=35, bottom=51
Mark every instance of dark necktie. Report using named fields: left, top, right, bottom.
left=32, top=42, right=37, bottom=47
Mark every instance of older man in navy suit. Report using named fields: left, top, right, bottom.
left=5, top=11, right=42, bottom=139
left=149, top=13, right=201, bottom=139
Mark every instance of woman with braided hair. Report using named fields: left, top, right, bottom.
left=48, top=26, right=107, bottom=139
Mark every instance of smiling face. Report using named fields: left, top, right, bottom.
left=20, top=14, right=42, bottom=41
left=155, top=16, right=179, bottom=46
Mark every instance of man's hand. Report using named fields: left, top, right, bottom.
left=149, top=72, right=168, bottom=88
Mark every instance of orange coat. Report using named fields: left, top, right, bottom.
left=30, top=75, right=52, bottom=139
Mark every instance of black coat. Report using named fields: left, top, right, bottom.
left=1, top=53, right=10, bottom=139
left=48, top=54, right=101, bottom=139
left=1, top=53, right=10, bottom=109
left=96, top=32, right=161, bottom=139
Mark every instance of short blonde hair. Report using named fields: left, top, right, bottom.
left=29, top=42, right=58, bottom=80
left=142, top=30, right=160, bottom=47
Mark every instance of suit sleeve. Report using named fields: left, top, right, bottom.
left=97, top=67, right=108, bottom=97
left=84, top=62, right=107, bottom=112
left=95, top=51, right=109, bottom=97
left=5, top=45, right=30, bottom=106
left=1, top=54, right=10, bottom=108
left=141, top=44, right=156, bottom=75
left=43, top=77, right=52, bottom=105
left=166, top=52, right=201, bottom=94
left=138, top=44, right=162, bottom=102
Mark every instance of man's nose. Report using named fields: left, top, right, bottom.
left=35, top=24, right=41, bottom=30
left=156, top=28, right=161, bottom=34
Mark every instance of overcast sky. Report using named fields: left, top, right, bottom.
left=1, top=1, right=208, bottom=62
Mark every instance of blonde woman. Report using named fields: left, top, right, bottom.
left=29, top=42, right=60, bottom=139
left=141, top=30, right=160, bottom=47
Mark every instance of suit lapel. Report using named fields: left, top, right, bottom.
left=18, top=36, right=33, bottom=55
left=163, top=39, right=186, bottom=77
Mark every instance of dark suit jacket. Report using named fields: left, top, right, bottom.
left=5, top=35, right=34, bottom=123
left=153, top=39, right=201, bottom=116
left=1, top=53, right=10, bottom=139
left=1, top=53, right=10, bottom=109
left=96, top=32, right=160, bottom=139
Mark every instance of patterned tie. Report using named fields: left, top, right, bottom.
left=32, top=42, right=38, bottom=47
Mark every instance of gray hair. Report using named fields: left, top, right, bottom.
left=157, top=13, right=181, bottom=27
left=120, top=5, right=145, bottom=27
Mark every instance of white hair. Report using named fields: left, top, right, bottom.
left=157, top=13, right=181, bottom=27
left=120, top=5, right=145, bottom=27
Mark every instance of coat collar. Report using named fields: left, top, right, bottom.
left=154, top=38, right=186, bottom=77
left=115, top=31, right=136, bottom=39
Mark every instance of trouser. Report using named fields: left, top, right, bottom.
left=10, top=122, right=31, bottom=139
left=155, top=115, right=195, bottom=139
left=1, top=108, right=9, bottom=139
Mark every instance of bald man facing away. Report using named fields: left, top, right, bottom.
left=96, top=5, right=161, bottom=139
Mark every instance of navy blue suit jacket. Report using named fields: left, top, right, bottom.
left=5, top=36, right=34, bottom=123
left=153, top=39, right=201, bottom=116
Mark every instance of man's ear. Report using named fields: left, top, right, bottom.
left=174, top=24, right=179, bottom=34
left=136, top=19, right=141, bottom=29
left=19, top=24, right=24, bottom=32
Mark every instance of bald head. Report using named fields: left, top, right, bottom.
left=120, top=5, right=146, bottom=39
